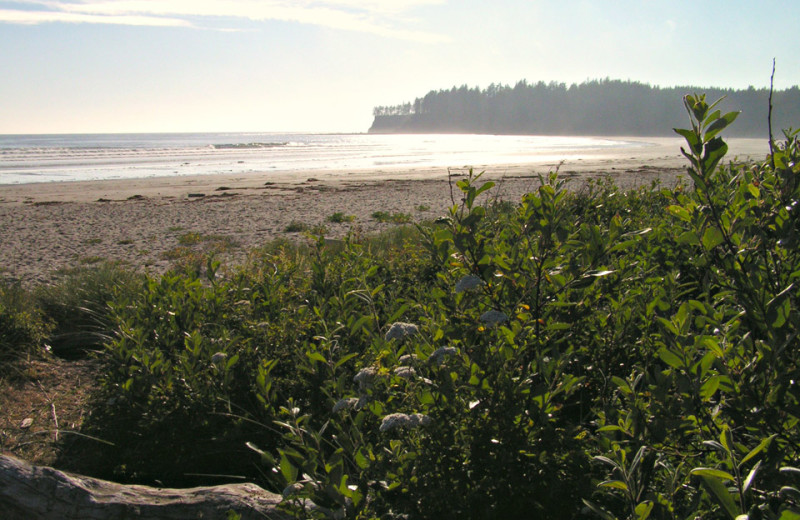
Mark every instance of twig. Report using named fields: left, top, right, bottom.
left=50, top=403, right=59, bottom=442
left=447, top=167, right=457, bottom=207
left=768, top=58, right=776, bottom=169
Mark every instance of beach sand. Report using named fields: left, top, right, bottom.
left=0, top=137, right=769, bottom=286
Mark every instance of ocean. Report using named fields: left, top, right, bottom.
left=0, top=132, right=639, bottom=185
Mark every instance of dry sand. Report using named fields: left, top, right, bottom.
left=0, top=137, right=769, bottom=286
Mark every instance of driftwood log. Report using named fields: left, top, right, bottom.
left=0, top=454, right=291, bottom=519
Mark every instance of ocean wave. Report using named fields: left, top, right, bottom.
left=211, top=142, right=288, bottom=150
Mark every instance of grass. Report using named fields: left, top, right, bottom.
left=326, top=212, right=356, bottom=223
left=284, top=220, right=309, bottom=233
left=371, top=210, right=413, bottom=223
left=79, top=256, right=105, bottom=265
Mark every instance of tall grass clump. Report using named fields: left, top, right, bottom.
left=35, top=263, right=143, bottom=357
left=0, top=281, right=52, bottom=364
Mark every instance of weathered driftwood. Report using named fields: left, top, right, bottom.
left=0, top=454, right=290, bottom=519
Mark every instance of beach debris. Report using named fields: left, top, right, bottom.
left=20, top=418, right=33, bottom=429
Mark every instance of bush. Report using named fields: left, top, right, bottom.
left=35, top=263, right=142, bottom=357
left=81, top=94, right=800, bottom=519
left=0, top=281, right=52, bottom=364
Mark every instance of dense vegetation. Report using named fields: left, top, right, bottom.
left=2, top=94, right=800, bottom=519
left=370, top=79, right=800, bottom=137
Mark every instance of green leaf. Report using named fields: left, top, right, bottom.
left=674, top=127, right=702, bottom=154
left=742, top=460, right=761, bottom=494
left=698, top=475, right=739, bottom=519
left=474, top=181, right=496, bottom=197
left=657, top=347, right=683, bottom=369
left=677, top=231, right=700, bottom=245
left=593, top=455, right=621, bottom=470
left=701, top=137, right=729, bottom=174
left=704, top=111, right=740, bottom=142
left=306, top=351, right=327, bottom=364
left=279, top=452, right=298, bottom=484
left=611, top=376, right=632, bottom=395
left=741, top=436, right=774, bottom=466
left=598, top=479, right=628, bottom=491
left=691, top=467, right=735, bottom=481
left=767, top=284, right=794, bottom=329
left=668, top=205, right=692, bottom=222
left=777, top=510, right=800, bottom=520
left=700, top=375, right=721, bottom=400
left=702, top=227, right=725, bottom=250
left=635, top=501, right=654, bottom=520
left=334, top=353, right=358, bottom=369
left=581, top=499, right=617, bottom=520
left=780, top=487, right=800, bottom=502
left=354, top=449, right=369, bottom=470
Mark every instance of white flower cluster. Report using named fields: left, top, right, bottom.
left=480, top=309, right=509, bottom=326
left=384, top=322, right=419, bottom=342
left=379, top=412, right=431, bottom=433
left=353, top=366, right=378, bottom=391
left=429, top=346, right=458, bottom=365
left=455, top=274, right=485, bottom=293
left=397, top=353, right=418, bottom=365
left=393, top=366, right=417, bottom=379
left=332, top=397, right=361, bottom=413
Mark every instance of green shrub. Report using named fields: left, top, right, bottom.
left=326, top=212, right=356, bottom=223
left=371, top=211, right=412, bottom=223
left=284, top=220, right=309, bottom=233
left=35, top=262, right=142, bottom=357
left=79, top=94, right=800, bottom=519
left=0, top=281, right=52, bottom=363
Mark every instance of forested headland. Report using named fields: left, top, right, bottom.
left=369, top=78, right=800, bottom=136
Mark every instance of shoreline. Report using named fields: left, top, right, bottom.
left=0, top=137, right=770, bottom=286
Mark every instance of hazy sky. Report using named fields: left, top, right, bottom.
left=2, top=0, right=798, bottom=134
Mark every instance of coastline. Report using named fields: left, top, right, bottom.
left=0, top=137, right=769, bottom=285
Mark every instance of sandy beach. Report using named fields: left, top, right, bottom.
left=0, top=137, right=769, bottom=286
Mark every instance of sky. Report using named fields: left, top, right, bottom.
left=1, top=0, right=799, bottom=134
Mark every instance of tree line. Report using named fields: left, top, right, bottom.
left=369, top=78, right=800, bottom=137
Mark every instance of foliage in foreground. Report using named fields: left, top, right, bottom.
left=54, top=95, right=800, bottom=518
left=0, top=264, right=142, bottom=364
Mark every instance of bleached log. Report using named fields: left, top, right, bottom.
left=0, top=454, right=290, bottom=519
